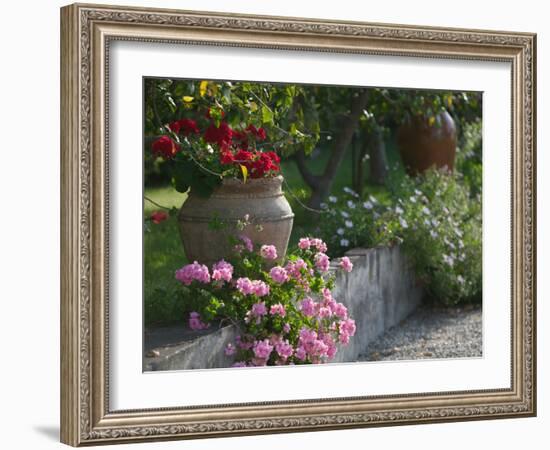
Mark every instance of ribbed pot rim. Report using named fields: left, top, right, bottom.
left=220, top=174, right=283, bottom=187
left=197, top=174, right=284, bottom=197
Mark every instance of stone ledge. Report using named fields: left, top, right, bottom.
left=144, top=244, right=423, bottom=371
left=145, top=321, right=237, bottom=371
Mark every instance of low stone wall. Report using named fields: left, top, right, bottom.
left=144, top=244, right=423, bottom=371
left=330, top=245, right=423, bottom=363
left=145, top=322, right=237, bottom=371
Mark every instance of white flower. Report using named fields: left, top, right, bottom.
left=414, top=189, right=422, bottom=196
left=363, top=201, right=373, bottom=210
left=442, top=254, right=454, bottom=267
left=345, top=220, right=354, bottom=228
left=337, top=228, right=345, bottom=236
left=399, top=218, right=408, bottom=229
left=320, top=202, right=328, bottom=209
left=457, top=275, right=465, bottom=284
left=340, top=211, right=350, bottom=218
left=395, top=206, right=404, bottom=215
left=340, top=239, right=350, bottom=247
left=326, top=135, right=333, bottom=141
left=206, top=144, right=214, bottom=154
left=455, top=228, right=463, bottom=237
left=369, top=195, right=378, bottom=204
left=422, top=206, right=431, bottom=215
left=430, top=230, right=439, bottom=238
left=424, top=218, right=431, bottom=226
left=458, top=240, right=465, bottom=249
left=347, top=200, right=356, bottom=209
left=431, top=218, right=440, bottom=227
left=409, top=196, right=417, bottom=203
left=328, top=196, right=338, bottom=203
left=343, top=187, right=359, bottom=198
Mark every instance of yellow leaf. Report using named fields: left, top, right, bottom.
left=240, top=165, right=248, bottom=183
left=182, top=96, right=194, bottom=103
left=428, top=116, right=435, bottom=126
left=199, top=81, right=209, bottom=97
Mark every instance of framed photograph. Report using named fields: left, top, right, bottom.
left=60, top=3, right=536, bottom=446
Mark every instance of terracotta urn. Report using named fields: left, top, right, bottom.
left=397, top=110, right=457, bottom=176
left=178, top=175, right=294, bottom=266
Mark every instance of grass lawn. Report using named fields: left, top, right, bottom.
left=144, top=137, right=403, bottom=325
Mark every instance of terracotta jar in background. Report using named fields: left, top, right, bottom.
left=178, top=175, right=294, bottom=266
left=397, top=110, right=457, bottom=176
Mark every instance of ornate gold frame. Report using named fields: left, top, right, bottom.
left=60, top=3, right=536, bottom=446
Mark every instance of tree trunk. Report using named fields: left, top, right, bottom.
left=368, top=125, right=388, bottom=185
left=305, top=90, right=370, bottom=209
left=351, top=132, right=358, bottom=192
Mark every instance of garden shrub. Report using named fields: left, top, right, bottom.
left=317, top=188, right=395, bottom=257
left=317, top=168, right=482, bottom=305
left=388, top=168, right=482, bottom=305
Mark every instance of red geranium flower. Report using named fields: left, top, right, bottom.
left=168, top=118, right=199, bottom=136
left=234, top=149, right=254, bottom=164
left=232, top=130, right=249, bottom=149
left=178, top=118, right=199, bottom=135
left=151, top=136, right=179, bottom=159
left=168, top=120, right=182, bottom=134
left=150, top=211, right=168, bottom=224
left=249, top=151, right=280, bottom=178
left=246, top=124, right=267, bottom=141
left=204, top=122, right=233, bottom=147
left=264, top=151, right=281, bottom=169
left=220, top=150, right=235, bottom=165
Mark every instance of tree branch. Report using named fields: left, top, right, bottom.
left=293, top=149, right=321, bottom=190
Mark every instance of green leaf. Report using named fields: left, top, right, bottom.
left=261, top=105, right=273, bottom=124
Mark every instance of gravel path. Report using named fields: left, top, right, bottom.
left=358, top=304, right=482, bottom=362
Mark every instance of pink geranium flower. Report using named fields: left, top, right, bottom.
left=236, top=277, right=255, bottom=295
left=269, top=303, right=286, bottom=317
left=314, top=252, right=330, bottom=272
left=253, top=339, right=274, bottom=359
left=275, top=340, right=294, bottom=359
left=300, top=298, right=317, bottom=317
left=239, top=235, right=254, bottom=252
left=252, top=280, right=270, bottom=297
left=269, top=266, right=289, bottom=284
left=175, top=262, right=210, bottom=285
left=211, top=260, right=233, bottom=283
left=224, top=343, right=236, bottom=356
left=310, top=238, right=328, bottom=253
left=298, top=237, right=311, bottom=250
left=188, top=312, right=209, bottom=331
left=260, top=244, right=278, bottom=260
left=333, top=302, right=348, bottom=319
left=339, top=256, right=354, bottom=273
left=251, top=302, right=268, bottom=318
